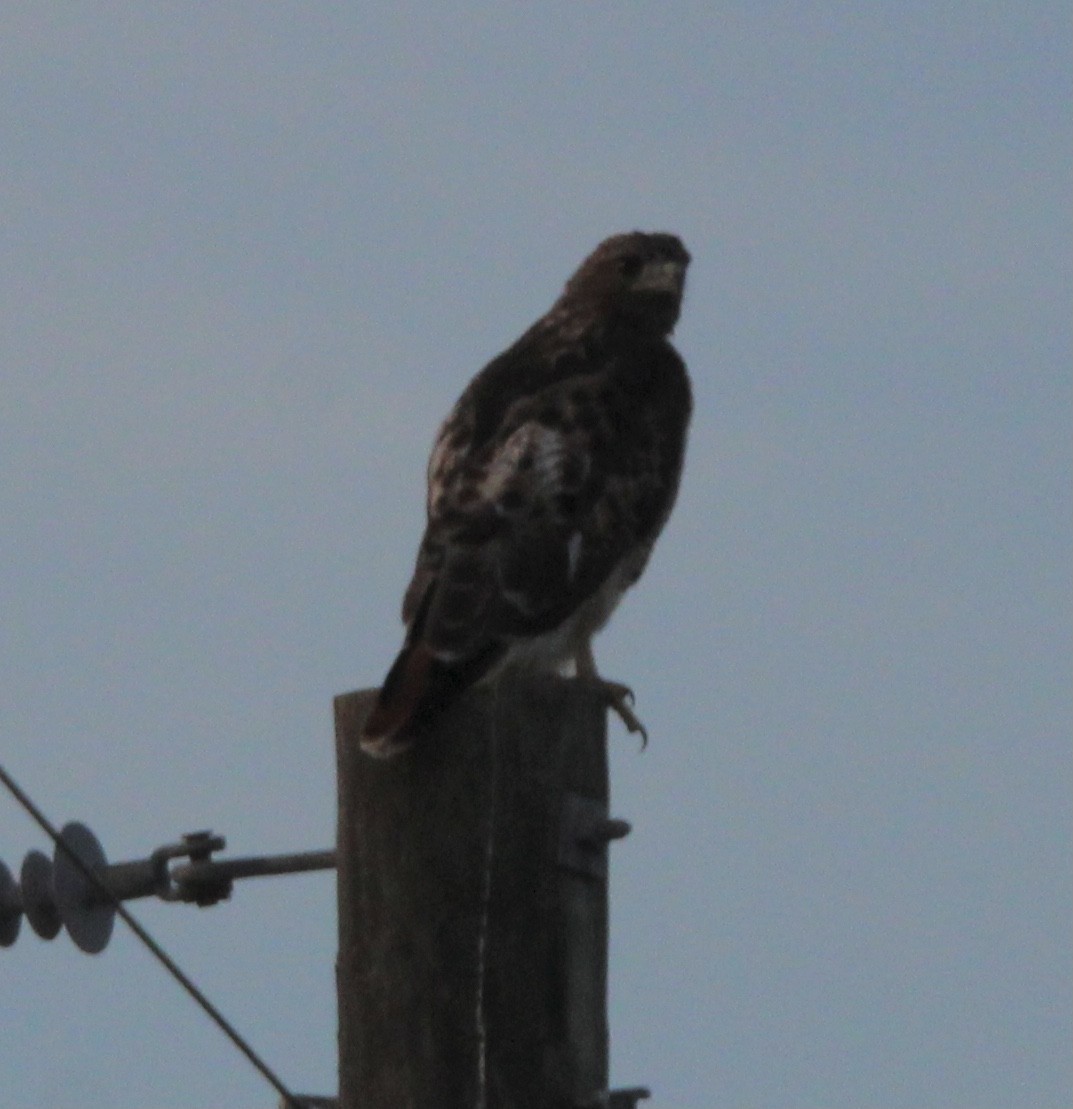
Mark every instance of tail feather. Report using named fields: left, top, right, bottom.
left=360, top=643, right=437, bottom=758
left=360, top=638, right=509, bottom=759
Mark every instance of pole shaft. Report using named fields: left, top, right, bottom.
left=335, top=674, right=609, bottom=1109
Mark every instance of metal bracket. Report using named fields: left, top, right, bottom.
left=0, top=859, right=19, bottom=947
left=558, top=792, right=631, bottom=881
left=577, top=1087, right=651, bottom=1109
left=1, top=822, right=335, bottom=953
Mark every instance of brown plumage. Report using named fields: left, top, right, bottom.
left=361, top=231, right=692, bottom=757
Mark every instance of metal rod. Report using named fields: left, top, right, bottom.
left=171, top=849, right=336, bottom=888
left=92, top=858, right=162, bottom=903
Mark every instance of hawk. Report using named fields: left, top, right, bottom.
left=361, top=231, right=692, bottom=758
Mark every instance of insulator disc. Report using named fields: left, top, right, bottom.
left=21, top=850, right=62, bottom=940
left=53, top=822, right=114, bottom=954
left=0, top=858, right=20, bottom=947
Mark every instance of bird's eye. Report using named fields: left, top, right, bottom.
left=619, top=254, right=644, bottom=279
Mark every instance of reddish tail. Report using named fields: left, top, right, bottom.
left=360, top=642, right=437, bottom=759
left=361, top=634, right=505, bottom=759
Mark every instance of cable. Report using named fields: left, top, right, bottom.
left=0, top=763, right=305, bottom=1109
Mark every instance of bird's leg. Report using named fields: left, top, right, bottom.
left=574, top=641, right=649, bottom=747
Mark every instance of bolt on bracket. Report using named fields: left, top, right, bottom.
left=577, top=1087, right=651, bottom=1109
left=558, top=792, right=631, bottom=881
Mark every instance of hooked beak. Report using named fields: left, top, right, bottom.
left=634, top=259, right=687, bottom=295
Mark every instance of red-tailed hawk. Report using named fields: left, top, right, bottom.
left=361, top=232, right=692, bottom=758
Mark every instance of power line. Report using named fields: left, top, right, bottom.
left=0, top=762, right=305, bottom=1109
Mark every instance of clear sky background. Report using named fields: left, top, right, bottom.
left=1, top=6, right=1069, bottom=1108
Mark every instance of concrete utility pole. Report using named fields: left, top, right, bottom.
left=335, top=673, right=621, bottom=1109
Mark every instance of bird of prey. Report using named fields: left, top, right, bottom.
left=361, top=231, right=692, bottom=758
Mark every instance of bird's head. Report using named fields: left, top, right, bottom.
left=559, top=231, right=691, bottom=336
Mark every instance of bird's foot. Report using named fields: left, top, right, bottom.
left=582, top=677, right=649, bottom=748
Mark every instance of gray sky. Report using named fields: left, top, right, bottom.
left=1, top=5, right=1069, bottom=1107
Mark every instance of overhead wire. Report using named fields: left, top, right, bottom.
left=0, top=762, right=305, bottom=1109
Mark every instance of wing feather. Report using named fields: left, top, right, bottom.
left=404, top=343, right=687, bottom=668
